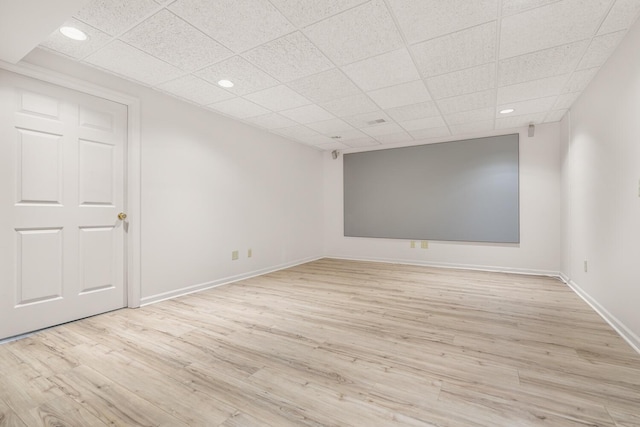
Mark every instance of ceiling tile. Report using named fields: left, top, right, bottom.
left=427, top=63, right=496, bottom=99
left=446, top=107, right=495, bottom=125
left=272, top=125, right=319, bottom=139
left=499, top=0, right=610, bottom=59
left=367, top=80, right=431, bottom=109
left=497, top=74, right=569, bottom=104
left=498, top=40, right=588, bottom=86
left=304, top=0, right=403, bottom=66
left=306, top=119, right=355, bottom=134
left=388, top=0, right=498, bottom=43
left=360, top=122, right=405, bottom=137
left=495, top=112, right=546, bottom=129
left=328, top=128, right=370, bottom=141
left=120, top=10, right=232, bottom=72
left=40, top=19, right=111, bottom=59
left=245, top=113, right=299, bottom=129
left=399, top=116, right=447, bottom=131
left=409, top=127, right=451, bottom=140
left=208, top=97, right=271, bottom=119
left=287, top=69, right=362, bottom=103
left=497, top=96, right=556, bottom=117
left=412, top=22, right=496, bottom=77
left=578, top=31, right=626, bottom=69
left=384, top=101, right=440, bottom=122
left=75, top=0, right=160, bottom=36
left=341, top=48, right=420, bottom=91
left=598, top=0, right=640, bottom=35
left=450, top=121, right=495, bottom=135
left=269, top=0, right=367, bottom=27
left=562, top=68, right=599, bottom=93
left=168, top=0, right=294, bottom=52
left=544, top=109, right=568, bottom=122
left=280, top=104, right=335, bottom=124
left=244, top=85, right=311, bottom=111
left=84, top=40, right=184, bottom=86
left=375, top=131, right=414, bottom=144
left=195, top=56, right=279, bottom=96
left=343, top=138, right=379, bottom=148
left=156, top=75, right=235, bottom=105
left=320, top=93, right=380, bottom=117
left=342, top=111, right=392, bottom=128
left=502, top=0, right=561, bottom=16
left=436, top=90, right=496, bottom=115
left=297, top=135, right=338, bottom=145
left=315, top=141, right=351, bottom=150
left=552, top=92, right=580, bottom=110
left=243, top=32, right=334, bottom=82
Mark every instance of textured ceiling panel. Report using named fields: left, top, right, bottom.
left=121, top=10, right=232, bottom=72
left=598, top=0, right=640, bottom=35
left=288, top=68, right=362, bottom=103
left=195, top=56, right=279, bottom=96
left=243, top=32, right=334, bottom=82
left=304, top=0, right=403, bottom=66
left=384, top=101, right=440, bottom=122
left=367, top=80, right=431, bottom=109
left=280, top=104, right=335, bottom=124
left=497, top=74, right=569, bottom=104
left=84, top=40, right=184, bottom=85
left=156, top=75, right=235, bottom=105
left=244, top=85, right=311, bottom=112
left=208, top=97, right=270, bottom=119
left=341, top=48, right=420, bottom=91
left=75, top=0, right=160, bottom=36
left=427, top=63, right=496, bottom=99
left=412, top=22, right=497, bottom=77
left=388, top=0, right=498, bottom=43
left=40, top=19, right=111, bottom=60
left=436, top=90, right=496, bottom=115
left=37, top=0, right=640, bottom=150
left=500, top=0, right=610, bottom=58
left=269, top=0, right=367, bottom=27
left=168, top=0, right=294, bottom=52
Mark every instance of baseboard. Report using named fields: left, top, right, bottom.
left=326, top=255, right=561, bottom=277
left=140, top=256, right=322, bottom=306
left=559, top=275, right=640, bottom=355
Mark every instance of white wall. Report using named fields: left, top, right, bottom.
left=22, top=49, right=324, bottom=304
left=324, top=124, right=562, bottom=275
left=561, top=18, right=640, bottom=349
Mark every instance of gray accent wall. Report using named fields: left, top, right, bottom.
left=343, top=134, right=519, bottom=243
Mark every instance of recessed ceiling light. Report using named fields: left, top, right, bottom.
left=60, top=26, right=87, bottom=41
left=218, top=79, right=234, bottom=88
left=499, top=108, right=515, bottom=114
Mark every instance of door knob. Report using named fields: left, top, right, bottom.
left=118, top=212, right=127, bottom=220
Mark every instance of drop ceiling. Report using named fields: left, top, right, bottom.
left=36, top=0, right=640, bottom=150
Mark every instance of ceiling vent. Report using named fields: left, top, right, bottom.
left=367, top=118, right=386, bottom=125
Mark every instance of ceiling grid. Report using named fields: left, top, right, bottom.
left=38, top=0, right=640, bottom=150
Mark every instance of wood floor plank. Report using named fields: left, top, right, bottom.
left=1, top=258, right=639, bottom=426
left=0, top=398, right=27, bottom=427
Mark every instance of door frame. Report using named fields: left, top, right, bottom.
left=0, top=59, right=142, bottom=308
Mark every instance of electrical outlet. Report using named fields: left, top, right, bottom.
left=232, top=250, right=239, bottom=260
left=410, top=241, right=416, bottom=248
left=248, top=248, right=252, bottom=258
left=421, top=241, right=428, bottom=249
left=584, top=260, right=588, bottom=273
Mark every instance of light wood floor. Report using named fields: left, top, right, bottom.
left=1, top=258, right=639, bottom=426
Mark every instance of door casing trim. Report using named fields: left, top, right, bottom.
left=0, top=59, right=142, bottom=308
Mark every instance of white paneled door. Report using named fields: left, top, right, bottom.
left=0, top=70, right=127, bottom=340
